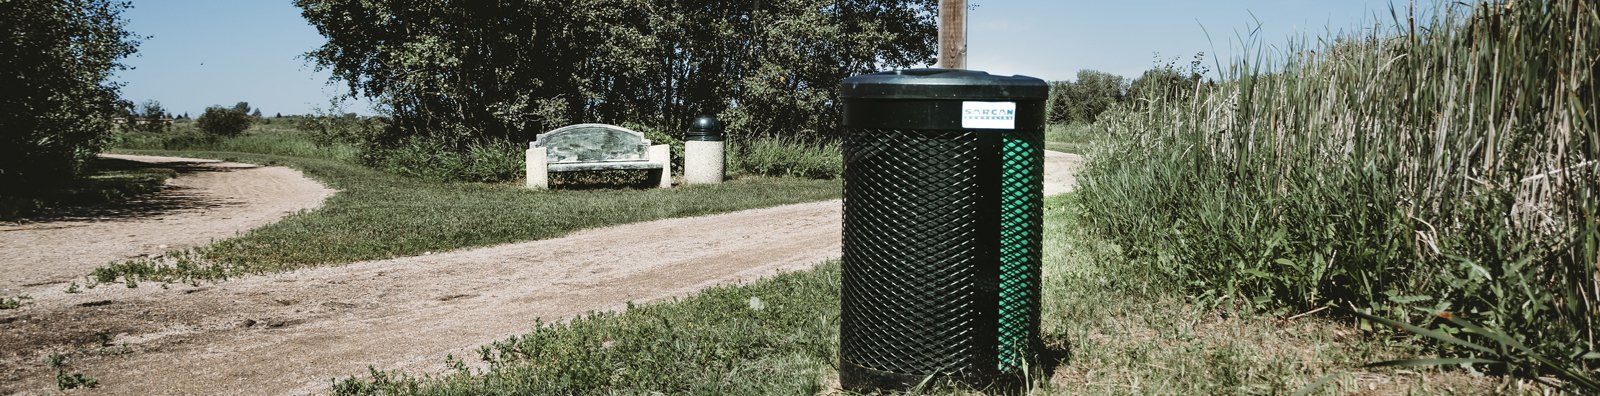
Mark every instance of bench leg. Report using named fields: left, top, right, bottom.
left=526, top=147, right=548, bottom=189
left=650, top=144, right=671, bottom=188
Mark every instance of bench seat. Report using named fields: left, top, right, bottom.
left=546, top=160, right=663, bottom=172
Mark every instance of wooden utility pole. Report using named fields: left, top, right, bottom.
left=938, top=0, right=967, bottom=69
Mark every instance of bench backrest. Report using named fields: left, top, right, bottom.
left=532, top=124, right=654, bottom=163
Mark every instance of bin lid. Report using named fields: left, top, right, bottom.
left=687, top=116, right=723, bottom=134
left=840, top=69, right=1049, bottom=101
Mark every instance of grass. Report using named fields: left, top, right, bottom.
left=1077, top=0, right=1597, bottom=389
left=115, top=122, right=362, bottom=163
left=92, top=148, right=840, bottom=284
left=1042, top=123, right=1099, bottom=155
left=329, top=193, right=1504, bottom=395
left=0, top=157, right=177, bottom=221
left=731, top=136, right=844, bottom=180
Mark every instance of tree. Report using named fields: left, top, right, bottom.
left=296, top=0, right=937, bottom=160
left=130, top=100, right=171, bottom=133
left=196, top=105, right=253, bottom=137
left=1127, top=52, right=1210, bottom=106
left=0, top=0, right=140, bottom=185
left=1046, top=70, right=1127, bottom=125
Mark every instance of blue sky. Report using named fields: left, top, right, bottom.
left=116, top=0, right=1409, bottom=116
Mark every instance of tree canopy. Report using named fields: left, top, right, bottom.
left=296, top=0, right=938, bottom=149
left=0, top=0, right=139, bottom=185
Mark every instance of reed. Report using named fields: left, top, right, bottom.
left=1078, top=0, right=1597, bottom=387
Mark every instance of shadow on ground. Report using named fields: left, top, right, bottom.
left=2, top=158, right=248, bottom=225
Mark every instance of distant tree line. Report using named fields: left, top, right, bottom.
left=1046, top=54, right=1211, bottom=125
left=295, top=0, right=939, bottom=164
left=0, top=0, right=139, bottom=186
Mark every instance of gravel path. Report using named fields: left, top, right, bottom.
left=0, top=151, right=1084, bottom=395
left=0, top=154, right=336, bottom=294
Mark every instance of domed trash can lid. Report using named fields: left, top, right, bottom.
left=840, top=69, right=1049, bottom=101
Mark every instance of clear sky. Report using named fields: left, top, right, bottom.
left=115, top=0, right=1409, bottom=117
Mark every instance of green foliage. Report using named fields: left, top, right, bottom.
left=55, top=370, right=98, bottom=390
left=732, top=136, right=842, bottom=179
left=196, top=105, right=254, bottom=137
left=300, top=102, right=386, bottom=146
left=1046, top=70, right=1127, bottom=125
left=1078, top=0, right=1598, bottom=388
left=1125, top=52, right=1211, bottom=107
left=1042, top=123, right=1101, bottom=155
left=368, top=134, right=523, bottom=183
left=0, top=0, right=139, bottom=185
left=0, top=294, right=33, bottom=310
left=295, top=0, right=936, bottom=182
left=124, top=99, right=171, bottom=133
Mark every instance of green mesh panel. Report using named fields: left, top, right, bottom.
left=997, top=132, right=1042, bottom=372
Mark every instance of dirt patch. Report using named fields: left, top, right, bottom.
left=0, top=154, right=336, bottom=294
left=0, top=152, right=1082, bottom=395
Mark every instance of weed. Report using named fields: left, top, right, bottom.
left=64, top=282, right=80, bottom=294
left=0, top=294, right=33, bottom=310
left=45, top=353, right=65, bottom=369
left=56, top=371, right=98, bottom=390
left=43, top=348, right=111, bottom=390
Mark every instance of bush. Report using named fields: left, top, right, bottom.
left=1079, top=0, right=1596, bottom=388
left=0, top=0, right=139, bottom=185
left=196, top=105, right=253, bottom=137
left=370, top=135, right=522, bottom=183
left=732, top=136, right=841, bottom=179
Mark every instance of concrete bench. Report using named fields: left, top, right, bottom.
left=526, top=123, right=671, bottom=189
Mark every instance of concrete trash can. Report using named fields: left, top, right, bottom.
left=684, top=115, right=725, bottom=185
left=837, top=68, right=1048, bottom=392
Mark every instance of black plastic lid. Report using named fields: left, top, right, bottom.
left=840, top=69, right=1049, bottom=101
left=686, top=115, right=724, bottom=140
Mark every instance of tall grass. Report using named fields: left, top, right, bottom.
left=1079, top=0, right=1597, bottom=388
left=731, top=136, right=843, bottom=179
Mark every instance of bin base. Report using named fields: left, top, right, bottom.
left=839, top=360, right=1022, bottom=393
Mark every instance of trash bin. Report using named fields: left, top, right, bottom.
left=684, top=115, right=725, bottom=185
left=838, top=69, right=1048, bottom=392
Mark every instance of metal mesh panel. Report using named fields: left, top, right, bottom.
left=997, top=131, right=1043, bottom=372
left=841, top=128, right=983, bottom=376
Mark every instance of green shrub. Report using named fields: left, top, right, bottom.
left=0, top=0, right=138, bottom=185
left=732, top=136, right=841, bottom=179
left=196, top=105, right=253, bottom=137
left=370, top=135, right=522, bottom=183
left=1078, top=0, right=1596, bottom=388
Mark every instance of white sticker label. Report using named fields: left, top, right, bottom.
left=961, top=101, right=1017, bottom=129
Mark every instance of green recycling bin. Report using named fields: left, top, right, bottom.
left=838, top=69, right=1048, bottom=392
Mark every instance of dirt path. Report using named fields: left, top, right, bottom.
left=0, top=154, right=336, bottom=295
left=0, top=152, right=1084, bottom=395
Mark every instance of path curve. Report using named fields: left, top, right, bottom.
left=0, top=154, right=337, bottom=294
left=0, top=152, right=1084, bottom=395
